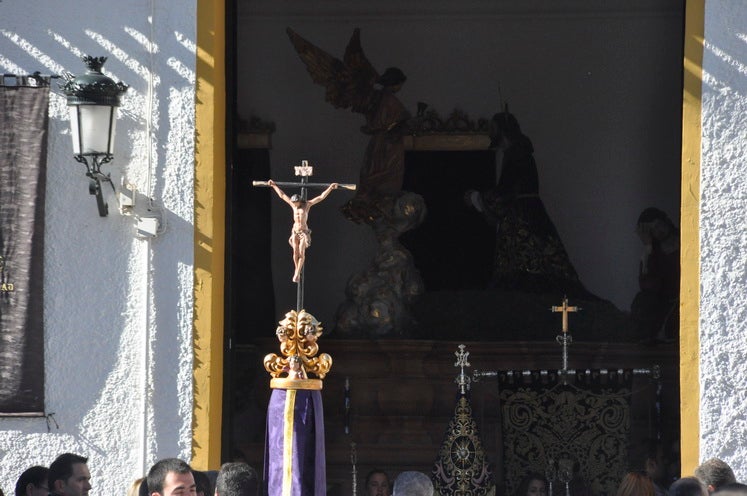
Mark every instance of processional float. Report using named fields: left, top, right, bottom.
left=432, top=344, right=494, bottom=496
left=399, top=295, right=664, bottom=496
left=253, top=161, right=355, bottom=496
left=469, top=297, right=662, bottom=496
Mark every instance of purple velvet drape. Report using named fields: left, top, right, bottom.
left=0, top=80, right=48, bottom=414
left=264, top=388, right=326, bottom=496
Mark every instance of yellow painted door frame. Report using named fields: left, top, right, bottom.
left=194, top=0, right=227, bottom=470
left=189, top=0, right=705, bottom=474
left=680, top=0, right=704, bottom=476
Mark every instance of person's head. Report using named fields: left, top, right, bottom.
left=15, top=466, right=49, bottom=496
left=127, top=478, right=145, bottom=496
left=192, top=471, right=211, bottom=496
left=215, top=463, right=258, bottom=496
left=231, top=450, right=247, bottom=464
left=147, top=458, right=196, bottom=496
left=392, top=472, right=432, bottom=496
left=290, top=194, right=303, bottom=203
left=642, top=440, right=667, bottom=483
left=377, top=67, right=407, bottom=90
left=694, top=459, right=737, bottom=493
left=636, top=208, right=677, bottom=243
left=489, top=110, right=522, bottom=148
left=714, top=482, right=747, bottom=496
left=670, top=477, right=708, bottom=496
left=515, top=473, right=547, bottom=496
left=139, top=479, right=150, bottom=496
left=48, top=454, right=91, bottom=496
left=616, top=472, right=654, bottom=496
left=365, top=470, right=390, bottom=496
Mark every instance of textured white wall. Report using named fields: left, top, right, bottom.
left=699, top=3, right=747, bottom=479
left=237, top=0, right=684, bottom=322
left=0, top=1, right=196, bottom=493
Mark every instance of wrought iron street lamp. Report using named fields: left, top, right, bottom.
left=61, top=55, right=128, bottom=216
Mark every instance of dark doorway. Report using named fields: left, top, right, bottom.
left=401, top=150, right=496, bottom=290
left=228, top=148, right=276, bottom=345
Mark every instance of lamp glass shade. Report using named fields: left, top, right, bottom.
left=69, top=104, right=117, bottom=155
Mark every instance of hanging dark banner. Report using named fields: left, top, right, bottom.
left=0, top=77, right=49, bottom=414
left=498, top=370, right=634, bottom=496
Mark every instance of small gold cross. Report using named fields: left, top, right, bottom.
left=551, top=296, right=580, bottom=333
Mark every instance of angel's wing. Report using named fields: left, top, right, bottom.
left=287, top=27, right=379, bottom=113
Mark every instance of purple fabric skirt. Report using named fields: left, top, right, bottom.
left=264, top=389, right=326, bottom=496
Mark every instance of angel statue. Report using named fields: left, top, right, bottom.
left=287, top=28, right=412, bottom=224
left=288, top=28, right=426, bottom=337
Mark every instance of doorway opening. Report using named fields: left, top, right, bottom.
left=400, top=150, right=496, bottom=291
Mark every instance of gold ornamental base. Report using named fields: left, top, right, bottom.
left=270, top=377, right=323, bottom=390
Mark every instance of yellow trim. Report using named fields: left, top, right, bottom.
left=283, top=390, right=297, bottom=496
left=186, top=0, right=703, bottom=475
left=680, top=0, right=704, bottom=476
left=193, top=0, right=226, bottom=470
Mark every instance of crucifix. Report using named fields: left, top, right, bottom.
left=551, top=296, right=581, bottom=372
left=253, top=160, right=355, bottom=310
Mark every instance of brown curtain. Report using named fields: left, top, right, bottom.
left=0, top=77, right=49, bottom=414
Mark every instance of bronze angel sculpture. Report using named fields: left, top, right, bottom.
left=287, top=28, right=412, bottom=223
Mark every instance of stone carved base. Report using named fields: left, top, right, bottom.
left=335, top=191, right=427, bottom=337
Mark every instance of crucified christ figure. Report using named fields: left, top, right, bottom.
left=267, top=179, right=339, bottom=283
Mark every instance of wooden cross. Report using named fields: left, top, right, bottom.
left=252, top=160, right=356, bottom=198
left=551, top=296, right=580, bottom=333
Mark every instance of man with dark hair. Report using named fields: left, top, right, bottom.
left=15, top=466, right=49, bottom=496
left=48, top=453, right=91, bottom=496
left=215, top=463, right=258, bottom=496
left=365, top=470, right=390, bottom=496
left=147, top=459, right=196, bottom=496
left=670, top=477, right=708, bottom=496
left=694, top=458, right=737, bottom=493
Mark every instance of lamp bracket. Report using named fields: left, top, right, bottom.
left=74, top=154, right=115, bottom=217
left=87, top=174, right=115, bottom=217
left=74, top=153, right=113, bottom=176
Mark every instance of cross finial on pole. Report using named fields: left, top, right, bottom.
left=551, top=296, right=581, bottom=373
left=551, top=296, right=580, bottom=333
left=454, top=344, right=471, bottom=395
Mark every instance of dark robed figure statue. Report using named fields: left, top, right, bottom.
left=466, top=110, right=594, bottom=299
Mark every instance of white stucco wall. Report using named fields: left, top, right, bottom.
left=699, top=3, right=747, bottom=479
left=0, top=1, right=196, bottom=493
